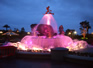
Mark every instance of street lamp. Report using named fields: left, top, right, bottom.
left=73, top=31, right=77, bottom=35
left=68, top=32, right=71, bottom=35
left=91, top=32, right=93, bottom=35
left=0, top=31, right=3, bottom=34
left=27, top=32, right=30, bottom=34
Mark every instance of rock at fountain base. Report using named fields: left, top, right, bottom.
left=51, top=47, right=68, bottom=61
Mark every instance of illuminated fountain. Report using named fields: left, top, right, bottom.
left=4, top=6, right=88, bottom=52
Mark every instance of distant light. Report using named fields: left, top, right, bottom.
left=17, top=30, right=19, bottom=32
left=74, top=31, right=77, bottom=34
left=81, top=37, right=88, bottom=39
left=0, top=31, right=3, bottom=34
left=27, top=32, right=30, bottom=34
left=85, top=37, right=88, bottom=39
left=91, top=32, right=93, bottom=34
left=68, top=32, right=71, bottom=35
left=81, top=37, right=84, bottom=39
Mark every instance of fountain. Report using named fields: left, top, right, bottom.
left=4, top=6, right=88, bottom=52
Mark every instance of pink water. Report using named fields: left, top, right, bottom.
left=32, top=14, right=57, bottom=35
left=39, top=14, right=57, bottom=33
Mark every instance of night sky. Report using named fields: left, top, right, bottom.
left=0, top=0, right=93, bottom=34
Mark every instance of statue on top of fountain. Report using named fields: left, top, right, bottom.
left=45, top=6, right=54, bottom=15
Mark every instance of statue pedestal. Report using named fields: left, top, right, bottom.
left=51, top=47, right=68, bottom=61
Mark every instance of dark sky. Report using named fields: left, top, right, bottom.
left=0, top=0, right=93, bottom=34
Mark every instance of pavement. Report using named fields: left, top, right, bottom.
left=0, top=58, right=91, bottom=68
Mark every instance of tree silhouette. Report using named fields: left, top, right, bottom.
left=14, top=28, right=19, bottom=33
left=80, top=20, right=91, bottom=34
left=3, top=24, right=10, bottom=31
left=18, top=27, right=26, bottom=39
left=30, top=24, right=37, bottom=32
left=65, top=29, right=71, bottom=35
left=21, top=27, right=25, bottom=32
left=30, top=24, right=37, bottom=29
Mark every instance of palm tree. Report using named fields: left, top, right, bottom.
left=80, top=20, right=91, bottom=34
left=3, top=24, right=10, bottom=31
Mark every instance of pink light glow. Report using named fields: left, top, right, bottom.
left=39, top=14, right=58, bottom=33
left=30, top=41, right=32, bottom=44
left=4, top=14, right=88, bottom=52
left=46, top=14, right=50, bottom=25
left=17, top=35, right=87, bottom=51
left=6, top=35, right=88, bottom=51
left=47, top=20, right=50, bottom=25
